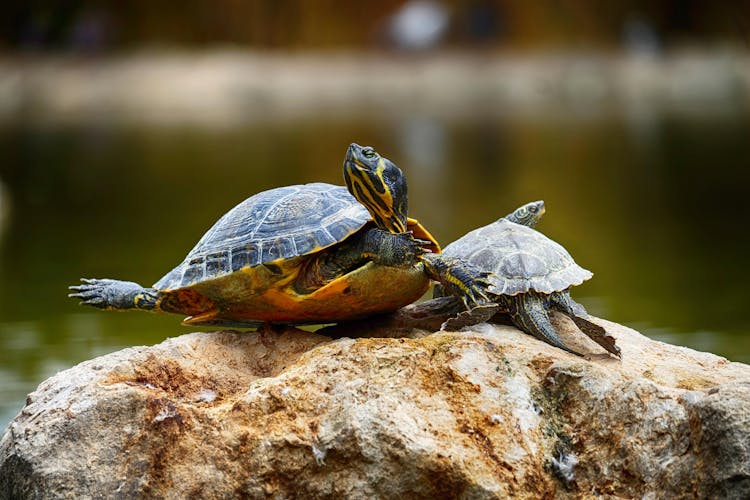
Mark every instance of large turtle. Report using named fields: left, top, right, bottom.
left=69, top=144, right=489, bottom=327
left=436, top=201, right=620, bottom=357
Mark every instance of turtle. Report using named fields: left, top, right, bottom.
left=69, top=143, right=490, bottom=328
left=435, top=201, right=620, bottom=357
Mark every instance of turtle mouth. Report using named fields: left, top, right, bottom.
left=345, top=143, right=362, bottom=164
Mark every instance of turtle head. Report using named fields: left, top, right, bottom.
left=343, top=143, right=408, bottom=233
left=504, top=200, right=545, bottom=228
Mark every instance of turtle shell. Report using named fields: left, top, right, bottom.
left=441, top=219, right=592, bottom=296
left=154, top=183, right=370, bottom=290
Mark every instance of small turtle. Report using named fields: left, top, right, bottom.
left=437, top=201, right=620, bottom=357
left=70, top=144, right=489, bottom=327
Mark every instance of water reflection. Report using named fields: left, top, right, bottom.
left=396, top=116, right=448, bottom=172
left=0, top=176, right=9, bottom=241
left=1, top=105, right=749, bottom=429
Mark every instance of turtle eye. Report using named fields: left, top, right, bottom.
left=362, top=148, right=377, bottom=159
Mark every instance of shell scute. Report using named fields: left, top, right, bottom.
left=180, top=264, right=204, bottom=287
left=498, top=253, right=550, bottom=280
left=230, top=248, right=252, bottom=272
left=292, top=233, right=320, bottom=256
left=328, top=218, right=360, bottom=242
left=205, top=252, right=230, bottom=276
left=261, top=238, right=293, bottom=263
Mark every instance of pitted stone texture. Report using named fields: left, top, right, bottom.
left=1, top=321, right=749, bottom=499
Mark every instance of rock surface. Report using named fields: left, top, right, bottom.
left=1, top=316, right=749, bottom=499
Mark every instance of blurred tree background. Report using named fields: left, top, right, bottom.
left=1, top=1, right=748, bottom=52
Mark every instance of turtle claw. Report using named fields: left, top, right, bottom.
left=68, top=278, right=112, bottom=307
left=458, top=270, right=493, bottom=310
left=396, top=232, right=431, bottom=263
left=370, top=229, right=432, bottom=266
left=413, top=239, right=433, bottom=258
left=68, top=278, right=153, bottom=310
left=422, top=254, right=495, bottom=310
left=416, top=238, right=434, bottom=253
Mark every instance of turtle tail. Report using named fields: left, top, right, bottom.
left=69, top=278, right=161, bottom=312
left=508, top=293, right=584, bottom=357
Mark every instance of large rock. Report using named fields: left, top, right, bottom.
left=1, top=316, right=749, bottom=499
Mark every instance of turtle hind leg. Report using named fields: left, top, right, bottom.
left=442, top=303, right=500, bottom=331
left=549, top=292, right=622, bottom=358
left=509, top=293, right=585, bottom=357
left=569, top=315, right=621, bottom=358
left=69, top=278, right=160, bottom=312
left=550, top=291, right=588, bottom=318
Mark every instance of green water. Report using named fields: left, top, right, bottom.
left=1, top=109, right=749, bottom=426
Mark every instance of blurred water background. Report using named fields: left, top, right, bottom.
left=1, top=1, right=750, bottom=427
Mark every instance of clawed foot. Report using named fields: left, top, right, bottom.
left=69, top=278, right=117, bottom=308
left=406, top=233, right=433, bottom=261
left=460, top=270, right=494, bottom=310
left=369, top=229, right=431, bottom=268
left=422, top=254, right=493, bottom=310
left=68, top=278, right=148, bottom=310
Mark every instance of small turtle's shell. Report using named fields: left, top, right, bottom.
left=442, top=219, right=591, bottom=296
left=155, top=183, right=369, bottom=290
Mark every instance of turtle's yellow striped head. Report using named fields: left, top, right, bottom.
left=343, top=143, right=408, bottom=234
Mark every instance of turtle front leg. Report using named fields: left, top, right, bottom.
left=507, top=293, right=584, bottom=357
left=295, top=228, right=428, bottom=294
left=421, top=253, right=492, bottom=310
left=69, top=278, right=161, bottom=312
